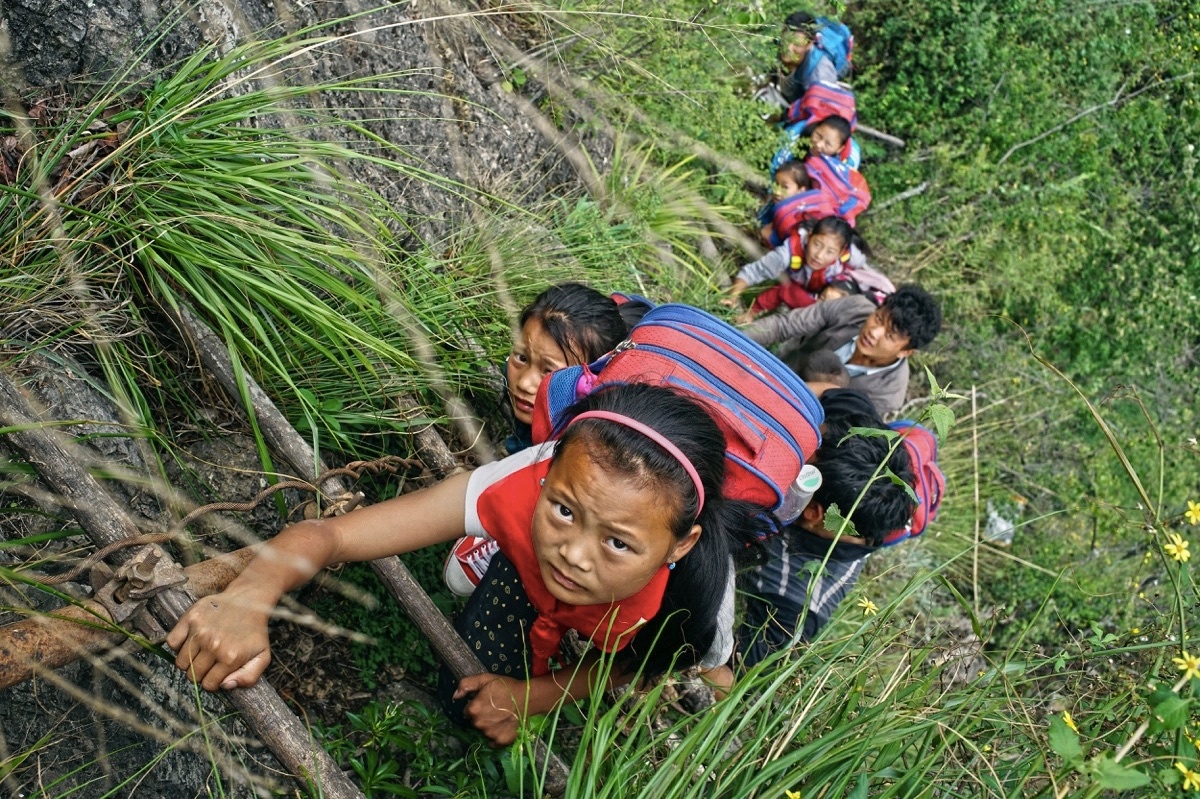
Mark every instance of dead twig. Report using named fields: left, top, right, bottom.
left=998, top=72, right=1195, bottom=165
left=0, top=369, right=366, bottom=799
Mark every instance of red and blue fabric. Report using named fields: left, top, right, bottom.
left=531, top=303, right=824, bottom=527
left=880, top=421, right=946, bottom=546
left=804, top=154, right=871, bottom=226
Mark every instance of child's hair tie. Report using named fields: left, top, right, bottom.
left=568, top=410, right=705, bottom=518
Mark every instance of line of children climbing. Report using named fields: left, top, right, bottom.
left=727, top=11, right=879, bottom=322
left=166, top=10, right=947, bottom=750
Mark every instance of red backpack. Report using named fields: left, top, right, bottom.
left=804, top=154, right=871, bottom=226
left=531, top=304, right=824, bottom=525
left=785, top=82, right=858, bottom=163
left=881, top=421, right=946, bottom=546
left=769, top=189, right=839, bottom=245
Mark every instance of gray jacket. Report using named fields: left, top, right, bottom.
left=744, top=295, right=910, bottom=416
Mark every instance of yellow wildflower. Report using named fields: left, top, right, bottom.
left=1174, top=651, right=1200, bottom=682
left=1164, top=533, right=1192, bottom=563
left=1186, top=500, right=1200, bottom=526
left=1177, top=762, right=1200, bottom=792
left=786, top=791, right=802, bottom=799
left=857, top=597, right=879, bottom=616
left=1062, top=712, right=1079, bottom=734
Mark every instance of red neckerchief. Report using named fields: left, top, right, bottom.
left=475, top=457, right=670, bottom=676
left=805, top=265, right=829, bottom=293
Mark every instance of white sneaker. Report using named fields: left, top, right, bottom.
left=443, top=536, right=500, bottom=596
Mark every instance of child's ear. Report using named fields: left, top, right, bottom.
left=668, top=524, right=703, bottom=564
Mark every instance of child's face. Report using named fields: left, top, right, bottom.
left=810, top=124, right=847, bottom=158
left=779, top=30, right=812, bottom=68
left=773, top=172, right=804, bottom=200
left=854, top=307, right=915, bottom=366
left=532, top=437, right=699, bottom=606
left=805, top=231, right=846, bottom=270
left=507, top=318, right=571, bottom=425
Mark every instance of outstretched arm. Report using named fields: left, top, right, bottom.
left=167, top=470, right=473, bottom=691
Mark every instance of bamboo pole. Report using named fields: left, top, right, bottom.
left=172, top=305, right=571, bottom=797
left=0, top=369, right=367, bottom=799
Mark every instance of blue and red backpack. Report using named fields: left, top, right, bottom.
left=880, top=421, right=946, bottom=546
left=798, top=17, right=854, bottom=87
left=531, top=303, right=824, bottom=526
left=805, top=154, right=872, bottom=226
left=785, top=82, right=857, bottom=134
left=768, top=189, right=839, bottom=245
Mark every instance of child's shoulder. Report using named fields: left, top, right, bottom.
left=468, top=446, right=553, bottom=504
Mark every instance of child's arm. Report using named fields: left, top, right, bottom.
left=719, top=277, right=750, bottom=307
left=720, top=242, right=791, bottom=307
left=167, top=471, right=473, bottom=692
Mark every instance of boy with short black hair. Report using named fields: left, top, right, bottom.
left=743, top=284, right=942, bottom=417
left=737, top=389, right=914, bottom=667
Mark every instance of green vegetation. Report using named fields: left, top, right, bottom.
left=1, top=0, right=1198, bottom=796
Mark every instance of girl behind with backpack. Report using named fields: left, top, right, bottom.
left=723, top=215, right=873, bottom=323
left=167, top=383, right=768, bottom=745
left=447, top=282, right=630, bottom=595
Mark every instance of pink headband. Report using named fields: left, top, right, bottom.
left=568, top=410, right=705, bottom=518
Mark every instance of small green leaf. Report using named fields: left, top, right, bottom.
left=1147, top=695, right=1190, bottom=732
left=1087, top=754, right=1150, bottom=791
left=1047, top=716, right=1084, bottom=765
left=923, top=365, right=943, bottom=395
left=843, top=425, right=898, bottom=442
left=824, top=503, right=860, bottom=539
left=927, top=403, right=955, bottom=441
left=801, top=559, right=824, bottom=577
left=846, top=773, right=869, bottom=799
left=885, top=467, right=919, bottom=502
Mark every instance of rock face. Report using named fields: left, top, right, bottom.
left=1, top=0, right=581, bottom=244
left=0, top=1, right=592, bottom=794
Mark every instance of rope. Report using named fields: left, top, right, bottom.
left=18, top=533, right=179, bottom=586
left=13, top=455, right=423, bottom=588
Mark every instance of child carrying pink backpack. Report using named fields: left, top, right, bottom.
left=724, top=216, right=890, bottom=322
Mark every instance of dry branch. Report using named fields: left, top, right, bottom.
left=855, top=123, right=906, bottom=148
left=998, top=72, right=1195, bottom=165
left=173, top=303, right=571, bottom=797
left=0, top=368, right=366, bottom=799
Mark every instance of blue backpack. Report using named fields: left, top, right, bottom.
left=800, top=17, right=854, bottom=86
left=531, top=304, right=824, bottom=525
